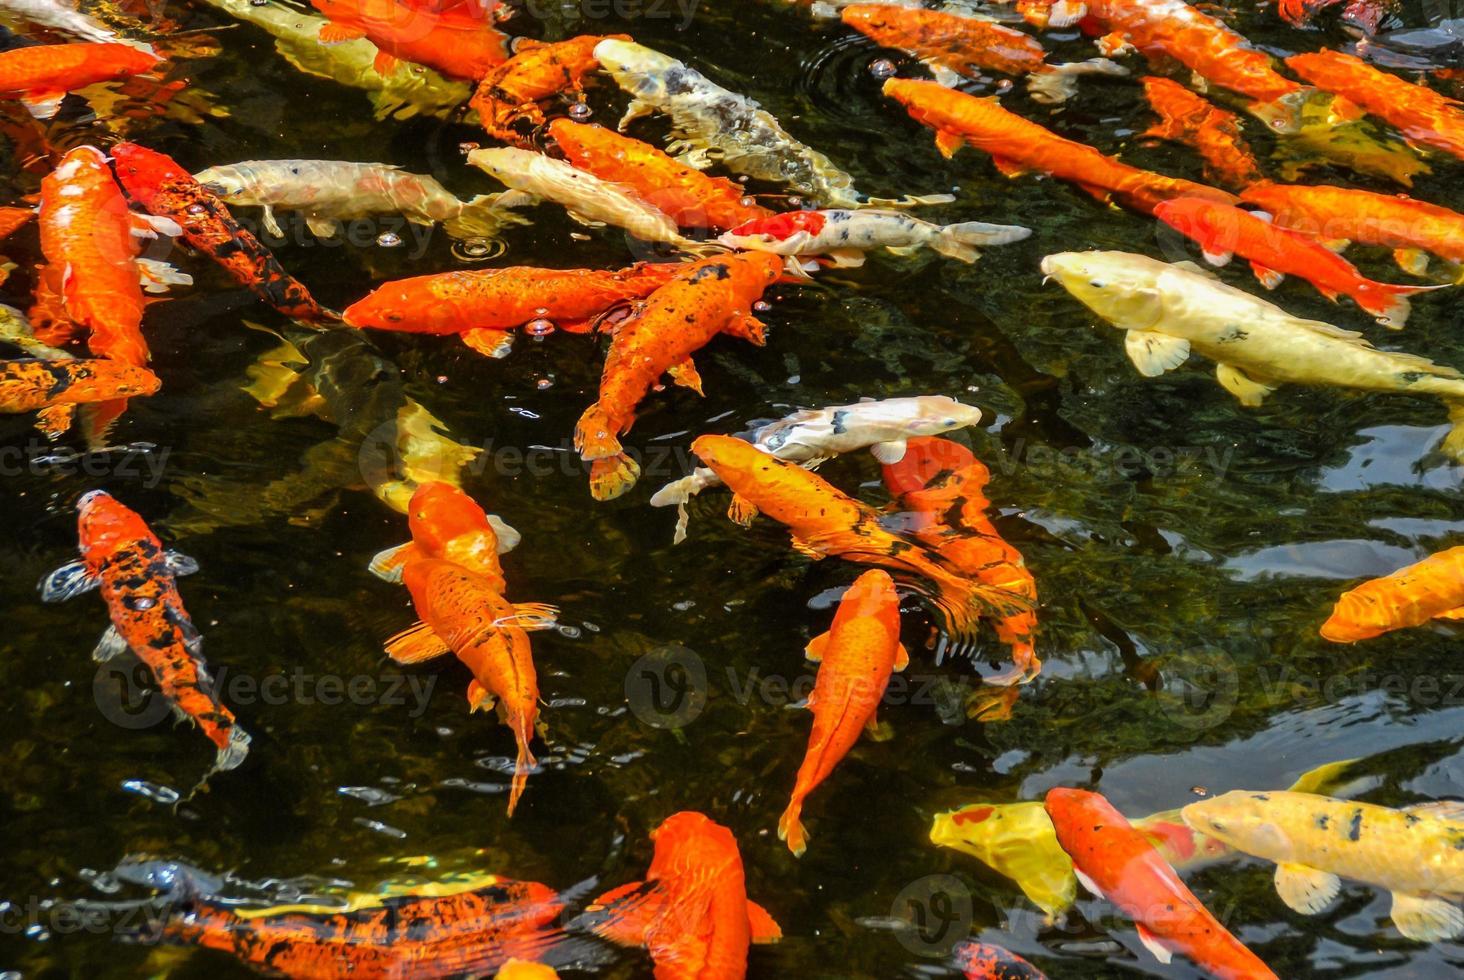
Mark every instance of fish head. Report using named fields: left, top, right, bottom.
left=833, top=569, right=900, bottom=632
left=76, top=491, right=152, bottom=560
left=191, top=166, right=245, bottom=198
left=690, top=433, right=763, bottom=479
left=110, top=855, right=223, bottom=898
left=464, top=148, right=526, bottom=186
left=648, top=811, right=740, bottom=883
left=1039, top=251, right=1166, bottom=331
left=591, top=38, right=679, bottom=96
left=342, top=282, right=419, bottom=329
left=1181, top=792, right=1297, bottom=859
left=407, top=481, right=492, bottom=555
left=107, top=362, right=163, bottom=397
left=880, top=396, right=983, bottom=438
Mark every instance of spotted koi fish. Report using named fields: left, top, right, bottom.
left=0, top=357, right=158, bottom=437
left=574, top=252, right=782, bottom=501
left=342, top=261, right=680, bottom=358
left=0, top=40, right=161, bottom=118
left=40, top=491, right=251, bottom=773
left=1141, top=76, right=1263, bottom=190
left=471, top=34, right=627, bottom=141
left=310, top=0, right=508, bottom=80
left=719, top=207, right=1030, bottom=267
left=111, top=142, right=333, bottom=324
left=954, top=941, right=1048, bottom=979
left=1319, top=545, right=1464, bottom=641
left=588, top=811, right=782, bottom=980
left=368, top=480, right=520, bottom=587
left=882, top=78, right=1236, bottom=215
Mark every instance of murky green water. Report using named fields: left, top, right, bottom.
left=3, top=0, right=1464, bottom=976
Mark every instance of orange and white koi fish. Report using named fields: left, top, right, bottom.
left=368, top=480, right=521, bottom=586
left=1320, top=545, right=1464, bottom=641
left=391, top=556, right=556, bottom=814
left=589, top=811, right=781, bottom=980
left=690, top=434, right=1029, bottom=647
left=719, top=208, right=1030, bottom=267
left=882, top=78, right=1236, bottom=215
left=574, top=252, right=782, bottom=500
left=548, top=119, right=771, bottom=231
left=0, top=41, right=160, bottom=118
left=842, top=5, right=1125, bottom=104
left=40, top=491, right=251, bottom=773
left=954, top=941, right=1048, bottom=979
left=0, top=358, right=158, bottom=437
left=1287, top=50, right=1464, bottom=162
left=883, top=436, right=1040, bottom=684
left=1240, top=181, right=1464, bottom=275
left=1153, top=197, right=1442, bottom=327
left=779, top=569, right=907, bottom=856
left=471, top=35, right=627, bottom=140
left=1141, top=76, right=1263, bottom=190
left=342, top=261, right=681, bottom=359
left=1046, top=788, right=1278, bottom=979
left=310, top=0, right=507, bottom=80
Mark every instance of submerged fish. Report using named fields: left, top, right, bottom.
left=1040, top=250, right=1464, bottom=461
left=0, top=357, right=159, bottom=438
left=1321, top=545, right=1464, bottom=641
left=1183, top=791, right=1464, bottom=942
left=1140, top=76, right=1263, bottom=190
left=0, top=40, right=160, bottom=118
left=310, top=0, right=507, bottom=80
left=368, top=480, right=520, bottom=587
left=719, top=208, right=1030, bottom=267
left=472, top=35, right=627, bottom=141
left=954, top=941, right=1048, bottom=979
left=594, top=38, right=861, bottom=207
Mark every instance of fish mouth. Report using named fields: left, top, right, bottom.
left=76, top=490, right=110, bottom=511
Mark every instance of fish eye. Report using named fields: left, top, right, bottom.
left=1088, top=279, right=1106, bottom=288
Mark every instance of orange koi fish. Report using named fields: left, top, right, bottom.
left=342, top=261, right=681, bottom=358
left=391, top=558, right=557, bottom=814
left=0, top=41, right=161, bottom=118
left=1045, top=788, right=1277, bottom=980
left=548, top=119, right=772, bottom=230
left=574, top=252, right=782, bottom=501
left=1141, top=76, right=1263, bottom=190
left=368, top=480, right=519, bottom=587
left=0, top=206, right=34, bottom=241
left=40, top=491, right=251, bottom=772
left=690, top=434, right=1029, bottom=649
left=780, top=569, right=907, bottom=856
left=842, top=5, right=1125, bottom=104
left=470, top=34, right=627, bottom=140
left=1287, top=50, right=1464, bottom=162
left=498, top=960, right=560, bottom=980
left=110, top=142, right=332, bottom=324
left=589, top=811, right=782, bottom=980
left=1320, top=545, right=1464, bottom=642
left=311, top=0, right=507, bottom=80
left=150, top=874, right=571, bottom=978
left=0, top=357, right=158, bottom=437
left=883, top=436, right=1040, bottom=684
left=1240, top=181, right=1464, bottom=274
left=1153, top=197, right=1442, bottom=327
left=882, top=78, right=1236, bottom=215
left=954, top=941, right=1048, bottom=979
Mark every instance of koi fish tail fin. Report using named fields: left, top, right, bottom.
left=778, top=798, right=809, bottom=857
left=589, top=453, right=640, bottom=501
left=1027, top=58, right=1128, bottom=105
left=213, top=725, right=252, bottom=772
left=506, top=735, right=536, bottom=817
left=573, top=402, right=623, bottom=460
left=1443, top=401, right=1464, bottom=463
left=443, top=194, right=530, bottom=240
left=982, top=644, right=1041, bottom=687
left=1354, top=282, right=1447, bottom=330
left=933, top=221, right=1033, bottom=264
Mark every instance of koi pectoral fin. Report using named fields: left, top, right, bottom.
left=1275, top=862, right=1341, bottom=915
left=39, top=560, right=100, bottom=602
left=1216, top=362, right=1277, bottom=407
left=726, top=493, right=759, bottom=527
left=586, top=881, right=662, bottom=947
left=384, top=621, right=452, bottom=664
left=804, top=629, right=830, bottom=663
left=748, top=899, right=783, bottom=943
left=1124, top=330, right=1190, bottom=377
left=93, top=625, right=129, bottom=663
left=1391, top=892, right=1464, bottom=943
left=666, top=357, right=703, bottom=394
left=368, top=542, right=421, bottom=583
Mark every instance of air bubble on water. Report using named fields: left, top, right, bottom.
left=249, top=0, right=268, bottom=6
left=525, top=318, right=555, bottom=338
left=996, top=78, right=1014, bottom=92
left=376, top=231, right=402, bottom=248
left=131, top=596, right=155, bottom=610
left=555, top=624, right=581, bottom=638
left=509, top=406, right=540, bottom=419
left=581, top=621, right=600, bottom=633
left=186, top=203, right=207, bottom=215
left=453, top=237, right=502, bottom=261
left=787, top=195, right=803, bottom=208
left=672, top=600, right=695, bottom=611
left=752, top=300, right=771, bottom=312
left=868, top=58, right=897, bottom=79
left=568, top=102, right=592, bottom=120
left=436, top=375, right=449, bottom=384
left=120, top=779, right=180, bottom=805
left=739, top=196, right=756, bottom=207
left=535, top=376, right=554, bottom=390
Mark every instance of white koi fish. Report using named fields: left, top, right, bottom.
left=719, top=208, right=1030, bottom=266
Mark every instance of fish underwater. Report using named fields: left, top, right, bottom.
left=779, top=569, right=907, bottom=856
left=40, top=491, right=251, bottom=774
left=0, top=40, right=161, bottom=118
left=472, top=35, right=628, bottom=141
left=1183, top=790, right=1464, bottom=942
left=0, top=357, right=159, bottom=437
left=953, top=941, right=1048, bottom=979
left=1321, top=545, right=1464, bottom=641
left=309, top=0, right=508, bottom=81
left=1040, top=250, right=1464, bottom=461
left=718, top=207, right=1031, bottom=267
left=368, top=479, right=521, bottom=587
left=1140, top=76, right=1264, bottom=190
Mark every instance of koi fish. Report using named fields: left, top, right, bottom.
left=954, top=941, right=1048, bottom=979
left=1152, top=197, right=1442, bottom=328
left=882, top=78, right=1237, bottom=215
left=471, top=35, right=627, bottom=140
left=194, top=159, right=521, bottom=241
left=342, top=261, right=681, bottom=359
left=689, top=434, right=1029, bottom=646
left=548, top=118, right=771, bottom=231
left=0, top=41, right=160, bottom=118
left=882, top=436, right=1039, bottom=684
left=1141, top=76, right=1263, bottom=190
left=0, top=357, right=158, bottom=437
left=391, top=558, right=557, bottom=814
left=720, top=208, right=1029, bottom=268
left=467, top=147, right=703, bottom=251
left=1045, top=788, right=1278, bottom=978
left=588, top=811, right=782, bottom=979
left=1183, top=791, right=1464, bottom=942
left=498, top=960, right=560, bottom=980
left=1040, top=251, right=1464, bottom=461
left=0, top=301, right=68, bottom=360
left=0, top=0, right=133, bottom=45
left=841, top=5, right=1126, bottom=104
left=1320, top=545, right=1464, bottom=641
left=310, top=0, right=507, bottom=80
left=368, top=480, right=521, bottom=586
left=0, top=205, right=33, bottom=241
left=574, top=252, right=782, bottom=500
left=650, top=395, right=983, bottom=543
left=593, top=38, right=862, bottom=207
left=1287, top=50, right=1464, bottom=163
left=780, top=569, right=907, bottom=856
left=111, top=143, right=333, bottom=324
left=39, top=491, right=251, bottom=773
left=147, top=872, right=573, bottom=977
left=1240, top=181, right=1464, bottom=275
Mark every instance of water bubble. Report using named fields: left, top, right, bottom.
left=568, top=102, right=593, bottom=120
left=459, top=141, right=479, bottom=153
left=752, top=299, right=771, bottom=313
left=185, top=203, right=207, bottom=215
left=536, top=376, right=554, bottom=390
left=787, top=195, right=803, bottom=209
left=249, top=0, right=268, bottom=6
left=555, top=624, right=581, bottom=638
left=739, top=196, right=757, bottom=207
left=524, top=318, right=555, bottom=337
left=995, top=78, right=1014, bottom=92
left=869, top=58, right=897, bottom=79
left=452, top=237, right=503, bottom=261
left=376, top=231, right=402, bottom=248
left=129, top=596, right=155, bottom=610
